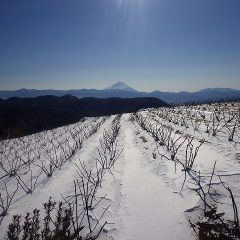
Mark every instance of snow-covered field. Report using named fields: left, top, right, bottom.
left=1, top=102, right=240, bottom=239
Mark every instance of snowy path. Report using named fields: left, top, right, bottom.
left=109, top=121, right=194, bottom=240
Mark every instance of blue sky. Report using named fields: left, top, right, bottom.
left=0, top=0, right=240, bottom=92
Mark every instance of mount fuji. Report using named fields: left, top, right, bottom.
left=104, top=81, right=137, bottom=92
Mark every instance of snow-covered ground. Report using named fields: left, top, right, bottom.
left=1, top=102, right=240, bottom=239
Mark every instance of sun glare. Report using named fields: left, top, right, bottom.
left=117, top=0, right=145, bottom=8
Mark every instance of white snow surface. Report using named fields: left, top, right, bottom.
left=100, top=122, right=194, bottom=240
left=1, top=103, right=240, bottom=239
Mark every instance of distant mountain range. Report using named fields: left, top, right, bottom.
left=1, top=81, right=240, bottom=104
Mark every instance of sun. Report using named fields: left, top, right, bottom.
left=117, top=0, right=145, bottom=7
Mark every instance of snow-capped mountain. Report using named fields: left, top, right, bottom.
left=104, top=81, right=137, bottom=92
